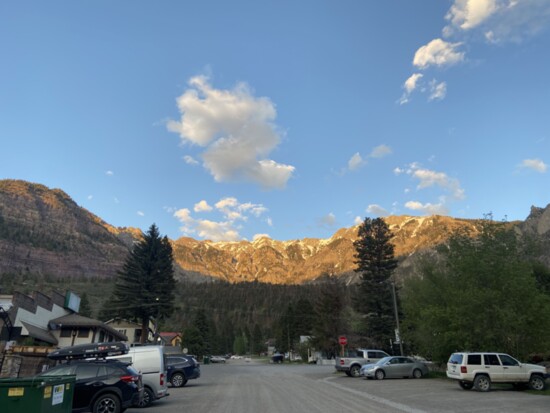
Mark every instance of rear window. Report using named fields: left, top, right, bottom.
left=448, top=354, right=463, bottom=364
left=467, top=354, right=482, bottom=365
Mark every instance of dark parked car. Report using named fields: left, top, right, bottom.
left=166, top=355, right=201, bottom=387
left=272, top=353, right=284, bottom=363
left=38, top=359, right=142, bottom=413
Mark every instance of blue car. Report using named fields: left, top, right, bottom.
left=166, top=355, right=201, bottom=387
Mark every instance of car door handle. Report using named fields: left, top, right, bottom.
left=92, top=382, right=104, bottom=387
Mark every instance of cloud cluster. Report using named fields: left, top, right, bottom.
left=174, top=197, right=269, bottom=241
left=344, top=144, right=392, bottom=173
left=168, top=76, right=294, bottom=189
left=395, top=163, right=465, bottom=215
left=400, top=0, right=550, bottom=103
left=520, top=158, right=547, bottom=173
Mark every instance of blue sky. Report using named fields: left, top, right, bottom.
left=1, top=1, right=549, bottom=242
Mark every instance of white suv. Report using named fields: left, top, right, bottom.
left=447, top=352, right=547, bottom=392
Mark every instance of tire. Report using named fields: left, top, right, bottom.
left=529, top=375, right=546, bottom=391
left=92, top=393, right=121, bottom=413
left=138, top=387, right=155, bottom=408
left=344, top=371, right=352, bottom=377
left=375, top=369, right=385, bottom=380
left=412, top=369, right=423, bottom=379
left=350, top=365, right=361, bottom=378
left=473, top=375, right=491, bottom=392
left=171, top=372, right=187, bottom=388
left=458, top=381, right=473, bottom=390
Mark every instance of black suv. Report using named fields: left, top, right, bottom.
left=166, top=355, right=201, bottom=387
left=39, top=359, right=143, bottom=413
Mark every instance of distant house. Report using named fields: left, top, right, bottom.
left=104, top=318, right=154, bottom=345
left=159, top=332, right=182, bottom=347
left=49, top=313, right=127, bottom=347
left=0, top=290, right=126, bottom=347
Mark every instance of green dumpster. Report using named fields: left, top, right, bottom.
left=0, top=375, right=75, bottom=413
left=203, top=356, right=210, bottom=364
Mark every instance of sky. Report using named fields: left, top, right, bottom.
left=1, top=1, right=549, bottom=242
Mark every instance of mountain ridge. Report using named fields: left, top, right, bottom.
left=0, top=179, right=547, bottom=284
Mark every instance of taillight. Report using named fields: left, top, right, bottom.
left=120, top=375, right=139, bottom=383
left=160, top=373, right=164, bottom=386
left=340, top=359, right=345, bottom=365
left=460, top=366, right=467, bottom=373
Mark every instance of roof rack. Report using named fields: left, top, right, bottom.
left=48, top=342, right=128, bottom=361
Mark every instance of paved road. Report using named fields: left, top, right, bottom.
left=126, top=359, right=550, bottom=413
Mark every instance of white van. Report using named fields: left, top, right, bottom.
left=109, top=345, right=169, bottom=407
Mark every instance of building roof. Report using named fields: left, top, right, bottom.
left=21, top=321, right=58, bottom=345
left=50, top=313, right=128, bottom=341
left=160, top=332, right=181, bottom=339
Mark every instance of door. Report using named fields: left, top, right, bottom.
left=483, top=354, right=505, bottom=382
left=498, top=354, right=525, bottom=381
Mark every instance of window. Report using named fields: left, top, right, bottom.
left=467, top=354, right=482, bottom=365
left=484, top=354, right=501, bottom=366
left=44, top=365, right=76, bottom=376
left=77, top=328, right=89, bottom=338
left=76, top=364, right=99, bottom=380
left=448, top=354, right=463, bottom=364
left=499, top=354, right=519, bottom=366
left=60, top=329, right=72, bottom=338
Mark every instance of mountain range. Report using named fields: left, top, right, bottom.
left=1, top=179, right=549, bottom=285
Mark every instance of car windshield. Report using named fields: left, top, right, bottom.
left=376, top=357, right=393, bottom=365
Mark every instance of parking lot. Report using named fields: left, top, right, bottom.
left=125, top=359, right=550, bottom=413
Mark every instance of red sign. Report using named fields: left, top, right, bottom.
left=338, top=335, right=347, bottom=346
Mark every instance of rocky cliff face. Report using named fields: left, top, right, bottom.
left=1, top=179, right=548, bottom=284
left=0, top=180, right=133, bottom=278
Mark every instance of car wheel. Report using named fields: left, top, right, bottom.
left=528, top=375, right=546, bottom=391
left=412, top=369, right=423, bottom=379
left=138, top=387, right=154, bottom=408
left=458, top=381, right=473, bottom=390
left=93, top=393, right=121, bottom=413
left=473, top=375, right=491, bottom=392
left=350, top=365, right=361, bottom=378
left=375, top=369, right=385, bottom=380
left=344, top=371, right=352, bottom=377
left=171, top=372, right=187, bottom=388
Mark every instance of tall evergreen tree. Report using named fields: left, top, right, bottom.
left=311, top=276, right=347, bottom=358
left=110, top=224, right=176, bottom=343
left=78, top=293, right=93, bottom=318
left=353, top=217, right=398, bottom=350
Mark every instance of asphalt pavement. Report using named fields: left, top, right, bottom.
left=126, top=359, right=550, bottom=413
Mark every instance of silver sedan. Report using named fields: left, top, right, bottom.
left=360, top=356, right=429, bottom=380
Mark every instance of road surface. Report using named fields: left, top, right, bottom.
left=126, top=359, right=550, bottom=413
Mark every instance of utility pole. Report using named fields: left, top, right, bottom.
left=391, top=282, right=403, bottom=356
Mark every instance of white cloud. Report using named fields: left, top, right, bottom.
left=399, top=73, right=425, bottom=105
left=413, top=39, right=465, bottom=69
left=318, top=212, right=336, bottom=227
left=253, top=233, right=271, bottom=241
left=183, top=155, right=199, bottom=165
left=428, top=80, right=447, bottom=101
left=445, top=0, right=499, bottom=31
left=366, top=204, right=389, bottom=217
left=137, top=211, right=145, bottom=217
left=106, top=170, right=114, bottom=176
left=370, top=144, right=392, bottom=158
left=405, top=201, right=449, bottom=215
left=406, top=164, right=465, bottom=200
left=194, top=200, right=213, bottom=212
left=520, top=158, right=547, bottom=173
left=174, top=197, right=268, bottom=241
left=266, top=217, right=273, bottom=227
left=444, top=0, right=550, bottom=43
left=354, top=216, right=363, bottom=225
left=87, top=195, right=93, bottom=200
left=167, top=75, right=294, bottom=189
left=348, top=153, right=365, bottom=171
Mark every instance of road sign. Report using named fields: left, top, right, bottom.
left=338, top=336, right=347, bottom=346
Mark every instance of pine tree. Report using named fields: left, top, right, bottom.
left=110, top=224, right=176, bottom=343
left=78, top=293, right=93, bottom=318
left=353, top=217, right=397, bottom=350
